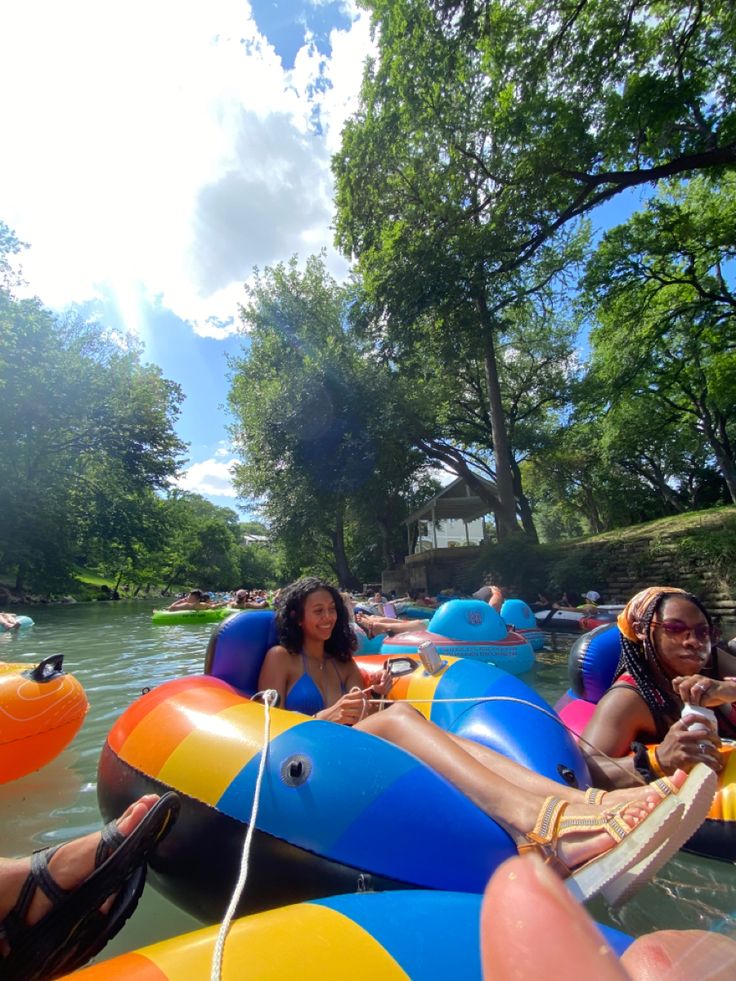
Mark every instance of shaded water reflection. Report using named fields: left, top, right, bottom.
left=1, top=604, right=734, bottom=961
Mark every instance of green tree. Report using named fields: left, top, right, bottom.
left=228, top=255, right=429, bottom=587
left=334, top=0, right=735, bottom=533
left=0, top=281, right=186, bottom=590
left=584, top=176, right=736, bottom=501
left=154, top=492, right=244, bottom=591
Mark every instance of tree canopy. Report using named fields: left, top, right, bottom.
left=227, top=254, right=435, bottom=586
left=333, top=0, right=735, bottom=536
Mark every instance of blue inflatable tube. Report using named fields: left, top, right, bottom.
left=500, top=598, right=546, bottom=651
left=380, top=600, right=536, bottom=674
left=0, top=614, right=34, bottom=631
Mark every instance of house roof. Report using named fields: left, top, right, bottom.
left=404, top=475, right=497, bottom=524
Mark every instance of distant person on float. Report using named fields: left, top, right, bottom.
left=166, top=590, right=221, bottom=611
left=0, top=612, right=20, bottom=630
left=579, top=590, right=601, bottom=610
left=552, top=590, right=582, bottom=609
left=232, top=589, right=269, bottom=610
left=473, top=584, right=505, bottom=612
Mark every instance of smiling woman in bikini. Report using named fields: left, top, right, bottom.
left=582, top=586, right=736, bottom=789
left=258, top=578, right=715, bottom=903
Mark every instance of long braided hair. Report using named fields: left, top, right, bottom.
left=616, top=588, right=714, bottom=730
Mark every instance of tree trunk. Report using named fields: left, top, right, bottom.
left=330, top=503, right=359, bottom=590
left=714, top=415, right=736, bottom=504
left=474, top=291, right=519, bottom=538
left=582, top=485, right=604, bottom=534
left=14, top=563, right=26, bottom=594
left=376, top=518, right=392, bottom=569
left=510, top=458, right=538, bottom=541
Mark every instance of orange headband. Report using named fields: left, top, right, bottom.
left=617, top=586, right=688, bottom=642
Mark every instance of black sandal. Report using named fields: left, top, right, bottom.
left=0, top=792, right=180, bottom=981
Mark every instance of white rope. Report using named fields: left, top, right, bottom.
left=378, top=692, right=648, bottom=786
left=210, top=688, right=279, bottom=981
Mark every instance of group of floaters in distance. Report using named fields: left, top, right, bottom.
left=2, top=580, right=736, bottom=976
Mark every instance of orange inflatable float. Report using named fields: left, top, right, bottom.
left=0, top=654, right=88, bottom=783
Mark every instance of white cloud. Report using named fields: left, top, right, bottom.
left=175, top=457, right=238, bottom=498
left=0, top=0, right=374, bottom=337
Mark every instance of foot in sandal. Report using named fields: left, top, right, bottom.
left=600, top=763, right=717, bottom=907
left=583, top=771, right=684, bottom=809
left=0, top=793, right=180, bottom=981
left=518, top=764, right=715, bottom=905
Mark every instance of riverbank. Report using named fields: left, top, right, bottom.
left=0, top=571, right=177, bottom=607
left=473, top=506, right=736, bottom=615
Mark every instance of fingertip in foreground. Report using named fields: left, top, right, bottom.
left=480, top=855, right=627, bottom=980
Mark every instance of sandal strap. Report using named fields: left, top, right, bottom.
left=0, top=845, right=67, bottom=947
left=29, top=847, right=71, bottom=904
left=517, top=837, right=573, bottom=879
left=650, top=777, right=677, bottom=799
left=95, top=821, right=124, bottom=867
left=583, top=788, right=607, bottom=805
left=525, top=796, right=568, bottom=846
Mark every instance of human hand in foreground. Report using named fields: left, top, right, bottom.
left=315, top=689, right=368, bottom=726
left=653, top=718, right=722, bottom=774
left=481, top=854, right=736, bottom=980
left=673, top=674, right=736, bottom=709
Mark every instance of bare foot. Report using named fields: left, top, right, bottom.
left=0, top=794, right=159, bottom=949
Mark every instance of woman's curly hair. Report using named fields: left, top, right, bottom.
left=275, top=577, right=356, bottom=662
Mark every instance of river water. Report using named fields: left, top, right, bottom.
left=2, top=601, right=735, bottom=966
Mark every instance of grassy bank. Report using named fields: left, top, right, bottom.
left=469, top=505, right=736, bottom=613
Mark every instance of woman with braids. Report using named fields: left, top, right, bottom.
left=582, top=586, right=736, bottom=789
left=257, top=578, right=715, bottom=903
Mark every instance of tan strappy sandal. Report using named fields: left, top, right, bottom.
left=599, top=763, right=717, bottom=907
left=518, top=792, right=683, bottom=903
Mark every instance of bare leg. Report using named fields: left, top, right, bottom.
left=356, top=705, right=658, bottom=869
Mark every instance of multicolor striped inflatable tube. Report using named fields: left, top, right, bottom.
left=61, top=890, right=632, bottom=980
left=555, top=623, right=736, bottom=862
left=97, top=611, right=587, bottom=921
left=0, top=654, right=88, bottom=783
left=380, top=600, right=535, bottom=674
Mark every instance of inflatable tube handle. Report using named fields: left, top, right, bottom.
left=26, top=653, right=65, bottom=682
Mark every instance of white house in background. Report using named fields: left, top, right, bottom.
left=242, top=533, right=269, bottom=545
left=404, top=475, right=496, bottom=554
left=415, top=516, right=485, bottom=551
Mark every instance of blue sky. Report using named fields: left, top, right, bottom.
left=1, top=1, right=648, bottom=518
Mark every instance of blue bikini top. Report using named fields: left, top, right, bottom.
left=284, top=653, right=347, bottom=716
